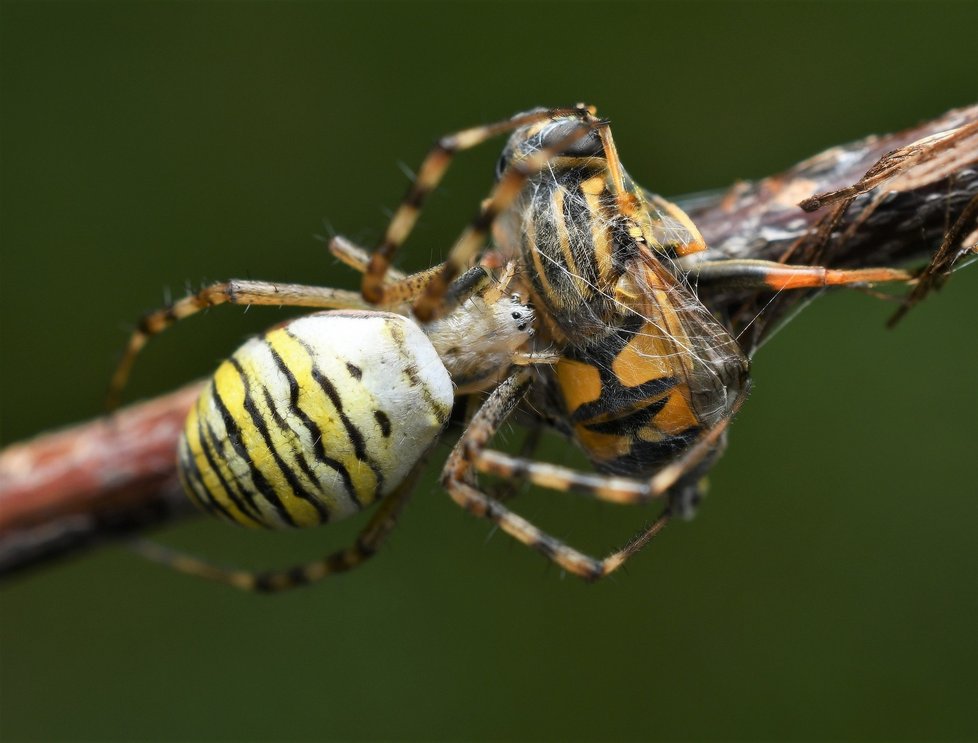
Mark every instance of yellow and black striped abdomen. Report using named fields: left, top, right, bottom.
left=178, top=311, right=454, bottom=529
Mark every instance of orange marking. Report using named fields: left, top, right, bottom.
left=673, top=238, right=707, bottom=257
left=580, top=175, right=605, bottom=196
left=636, top=423, right=667, bottom=444
left=575, top=425, right=630, bottom=463
left=651, top=388, right=699, bottom=436
left=825, top=267, right=912, bottom=286
left=555, top=359, right=602, bottom=415
left=612, top=325, right=673, bottom=387
left=664, top=200, right=708, bottom=256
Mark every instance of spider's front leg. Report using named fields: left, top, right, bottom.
left=107, top=279, right=374, bottom=410
left=360, top=106, right=590, bottom=306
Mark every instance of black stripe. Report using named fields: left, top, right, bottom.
left=267, top=339, right=367, bottom=508
left=387, top=320, right=450, bottom=426
left=610, top=216, right=642, bottom=271
left=373, top=410, right=392, bottom=437
left=230, top=358, right=327, bottom=525
left=283, top=329, right=369, bottom=462
left=571, top=376, right=679, bottom=424
left=259, top=385, right=332, bottom=523
left=211, top=377, right=298, bottom=528
left=403, top=184, right=429, bottom=209
left=198, top=405, right=266, bottom=526
left=445, top=266, right=490, bottom=306
left=471, top=205, right=498, bottom=234
left=177, top=436, right=222, bottom=519
left=598, top=427, right=702, bottom=477
left=517, top=208, right=556, bottom=315
left=581, top=395, right=670, bottom=436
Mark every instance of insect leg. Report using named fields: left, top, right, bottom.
left=131, top=452, right=426, bottom=593
left=692, top=258, right=913, bottom=291
left=108, top=279, right=375, bottom=410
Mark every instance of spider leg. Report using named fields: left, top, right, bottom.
left=444, top=367, right=751, bottom=579
left=443, top=369, right=741, bottom=580
left=362, top=106, right=590, bottom=305
left=329, top=235, right=406, bottom=282
left=484, top=423, right=544, bottom=504
left=107, top=279, right=381, bottom=410
left=332, top=234, right=526, bottom=310
left=473, top=381, right=747, bottom=507
left=131, top=452, right=426, bottom=593
left=411, top=115, right=605, bottom=322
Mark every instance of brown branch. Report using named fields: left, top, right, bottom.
left=2, top=105, right=976, bottom=580
left=0, top=384, right=201, bottom=577
left=684, top=103, right=977, bottom=350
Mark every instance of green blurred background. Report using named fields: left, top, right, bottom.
left=2, top=2, right=976, bottom=741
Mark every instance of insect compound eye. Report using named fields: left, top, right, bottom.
left=535, top=119, right=604, bottom=159
left=495, top=149, right=512, bottom=180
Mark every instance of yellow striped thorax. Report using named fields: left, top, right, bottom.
left=178, top=311, right=454, bottom=529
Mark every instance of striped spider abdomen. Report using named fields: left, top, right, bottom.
left=178, top=311, right=454, bottom=529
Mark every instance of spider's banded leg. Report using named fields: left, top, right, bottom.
left=443, top=369, right=675, bottom=581
left=335, top=235, right=537, bottom=324
left=412, top=117, right=604, bottom=322
left=473, top=381, right=748, bottom=507
left=329, top=235, right=406, bottom=282
left=132, top=453, right=426, bottom=593
left=692, top=259, right=914, bottom=292
left=334, top=234, right=505, bottom=308
left=107, top=279, right=373, bottom=410
left=337, top=235, right=511, bottom=309
left=363, top=106, right=590, bottom=305
left=452, top=377, right=751, bottom=578
left=485, top=424, right=544, bottom=504
left=442, top=369, right=607, bottom=579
